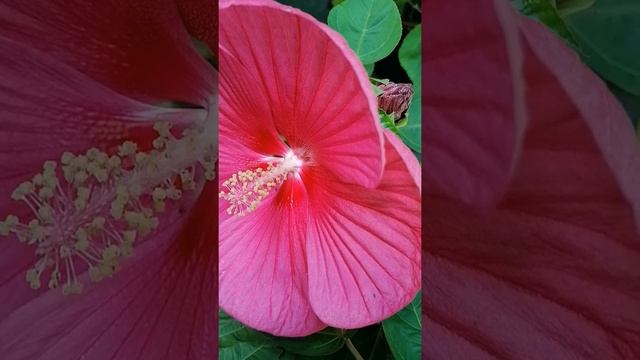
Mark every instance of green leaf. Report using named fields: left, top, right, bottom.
left=220, top=312, right=286, bottom=360
left=379, top=111, right=401, bottom=135
left=372, top=84, right=383, bottom=96
left=278, top=0, right=330, bottom=21
left=364, top=62, right=375, bottom=75
left=220, top=311, right=351, bottom=359
left=219, top=343, right=284, bottom=360
left=609, top=83, right=640, bottom=128
left=382, top=292, right=421, bottom=360
left=271, top=328, right=346, bottom=356
left=397, top=25, right=421, bottom=153
left=562, top=0, right=640, bottom=95
left=511, top=0, right=577, bottom=46
left=328, top=0, right=402, bottom=64
left=398, top=25, right=420, bottom=85
left=397, top=87, right=421, bottom=153
left=293, top=325, right=391, bottom=360
left=556, top=0, right=596, bottom=16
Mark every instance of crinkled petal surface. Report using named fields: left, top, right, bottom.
left=307, top=131, right=421, bottom=329
left=423, top=5, right=640, bottom=359
left=219, top=0, right=383, bottom=188
left=423, top=0, right=526, bottom=207
left=219, top=181, right=325, bottom=336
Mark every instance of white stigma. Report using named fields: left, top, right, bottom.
left=219, top=149, right=303, bottom=217
left=0, top=121, right=215, bottom=295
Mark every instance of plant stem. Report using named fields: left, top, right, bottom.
left=346, top=338, right=365, bottom=360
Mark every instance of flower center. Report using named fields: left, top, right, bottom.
left=219, top=149, right=303, bottom=217
left=0, top=121, right=215, bottom=295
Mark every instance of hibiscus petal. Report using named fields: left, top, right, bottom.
left=0, top=0, right=214, bottom=105
left=177, top=0, right=218, bottom=55
left=306, top=131, right=421, bottom=328
left=519, top=18, right=640, bottom=231
left=424, top=11, right=640, bottom=359
left=424, top=0, right=526, bottom=207
left=219, top=179, right=324, bottom=336
left=219, top=0, right=383, bottom=188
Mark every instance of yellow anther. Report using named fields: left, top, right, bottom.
left=43, top=161, right=57, bottom=172
left=38, top=187, right=54, bottom=200
left=26, top=269, right=41, bottom=290
left=91, top=217, right=106, bottom=230
left=11, top=181, right=33, bottom=200
left=167, top=187, right=182, bottom=200
left=86, top=148, right=99, bottom=159
left=75, top=197, right=87, bottom=211
left=153, top=137, right=165, bottom=150
left=94, top=169, right=108, bottom=183
left=152, top=187, right=167, bottom=201
left=73, top=155, right=89, bottom=168
left=153, top=121, right=172, bottom=137
left=110, top=201, right=124, bottom=220
left=37, top=206, right=52, bottom=222
left=118, top=141, right=138, bottom=157
left=107, top=155, right=121, bottom=169
left=61, top=152, right=74, bottom=165
left=122, top=230, right=137, bottom=244
left=48, top=270, right=61, bottom=289
left=102, top=245, right=120, bottom=261
left=135, top=153, right=147, bottom=164
left=73, top=170, right=89, bottom=185
left=77, top=187, right=90, bottom=200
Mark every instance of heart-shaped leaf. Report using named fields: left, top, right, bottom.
left=328, top=0, right=402, bottom=64
left=382, top=292, right=421, bottom=360
left=270, top=328, right=347, bottom=356
left=397, top=25, right=421, bottom=153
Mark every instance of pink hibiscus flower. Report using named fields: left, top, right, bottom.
left=0, top=0, right=218, bottom=358
left=219, top=0, right=421, bottom=336
left=424, top=0, right=640, bottom=358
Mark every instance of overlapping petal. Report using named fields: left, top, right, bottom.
left=306, top=131, right=421, bottom=329
left=219, top=0, right=383, bottom=189
left=424, top=2, right=640, bottom=358
left=424, top=0, right=526, bottom=208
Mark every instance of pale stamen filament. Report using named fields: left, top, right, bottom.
left=0, top=120, right=216, bottom=295
left=219, top=150, right=303, bottom=216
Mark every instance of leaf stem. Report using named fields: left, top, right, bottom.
left=346, top=338, right=365, bottom=360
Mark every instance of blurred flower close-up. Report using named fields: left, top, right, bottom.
left=424, top=0, right=640, bottom=358
left=0, top=0, right=218, bottom=358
